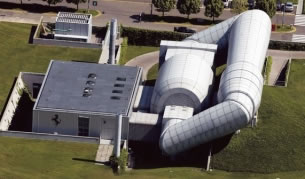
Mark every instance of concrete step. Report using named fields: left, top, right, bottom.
left=95, top=143, right=114, bottom=163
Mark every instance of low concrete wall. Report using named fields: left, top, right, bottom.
left=115, top=44, right=122, bottom=64
left=99, top=24, right=110, bottom=64
left=33, top=38, right=102, bottom=49
left=0, top=130, right=99, bottom=144
left=32, top=17, right=103, bottom=49
left=0, top=73, right=25, bottom=131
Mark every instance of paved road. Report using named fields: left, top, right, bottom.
left=126, top=49, right=305, bottom=80
left=0, top=0, right=301, bottom=34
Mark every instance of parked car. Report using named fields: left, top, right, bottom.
left=223, top=0, right=232, bottom=8
left=284, top=2, right=294, bottom=12
left=174, top=27, right=196, bottom=34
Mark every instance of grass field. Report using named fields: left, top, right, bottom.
left=1, top=136, right=305, bottom=178
left=0, top=22, right=101, bottom=112
left=119, top=38, right=159, bottom=65
left=212, top=60, right=305, bottom=173
left=147, top=63, right=159, bottom=80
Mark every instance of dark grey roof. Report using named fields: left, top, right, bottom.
left=35, top=60, right=141, bottom=115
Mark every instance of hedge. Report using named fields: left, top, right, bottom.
left=264, top=56, right=273, bottom=85
left=268, top=40, right=305, bottom=51
left=120, top=26, right=305, bottom=51
left=121, top=26, right=189, bottom=46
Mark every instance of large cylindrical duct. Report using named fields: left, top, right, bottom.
left=150, top=53, right=213, bottom=114
left=158, top=10, right=271, bottom=156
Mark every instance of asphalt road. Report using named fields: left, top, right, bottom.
left=0, top=0, right=303, bottom=41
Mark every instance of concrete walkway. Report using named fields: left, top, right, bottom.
left=125, top=51, right=159, bottom=80
left=268, top=57, right=289, bottom=86
left=95, top=144, right=114, bottom=163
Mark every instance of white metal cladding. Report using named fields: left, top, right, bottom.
left=150, top=53, right=214, bottom=114
left=157, top=10, right=271, bottom=156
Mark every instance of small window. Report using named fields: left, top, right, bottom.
left=78, top=117, right=89, bottom=136
left=111, top=96, right=121, bottom=100
left=114, top=84, right=124, bottom=87
left=88, top=73, right=97, bottom=79
left=112, top=90, right=123, bottom=94
left=116, top=77, right=126, bottom=81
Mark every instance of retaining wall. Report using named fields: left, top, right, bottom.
left=0, top=130, right=99, bottom=144
left=0, top=73, right=25, bottom=131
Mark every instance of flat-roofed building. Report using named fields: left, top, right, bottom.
left=54, top=12, right=92, bottom=42
left=33, top=60, right=142, bottom=140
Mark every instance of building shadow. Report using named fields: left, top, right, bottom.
left=128, top=133, right=233, bottom=169
left=9, top=91, right=34, bottom=132
left=28, top=25, right=37, bottom=44
left=0, top=1, right=76, bottom=14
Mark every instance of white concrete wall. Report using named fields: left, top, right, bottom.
left=33, top=109, right=129, bottom=140
left=0, top=73, right=25, bottom=131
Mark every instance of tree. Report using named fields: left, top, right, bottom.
left=66, top=0, right=87, bottom=10
left=231, top=0, right=248, bottom=14
left=256, top=0, right=276, bottom=18
left=42, top=0, right=63, bottom=6
left=177, top=0, right=201, bottom=19
left=152, top=0, right=176, bottom=17
left=204, top=0, right=224, bottom=23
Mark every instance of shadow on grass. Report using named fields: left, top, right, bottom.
left=130, top=14, right=223, bottom=26
left=72, top=158, right=110, bottom=165
left=129, top=133, right=233, bottom=169
left=28, top=25, right=37, bottom=44
left=0, top=1, right=76, bottom=14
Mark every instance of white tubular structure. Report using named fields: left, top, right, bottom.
left=153, top=10, right=271, bottom=156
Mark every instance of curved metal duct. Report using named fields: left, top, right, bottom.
left=150, top=53, right=213, bottom=113
left=154, top=10, right=271, bottom=156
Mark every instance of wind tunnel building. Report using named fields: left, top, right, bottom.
left=131, top=10, right=271, bottom=156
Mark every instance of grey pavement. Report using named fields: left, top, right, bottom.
left=125, top=51, right=159, bottom=80
left=267, top=57, right=288, bottom=86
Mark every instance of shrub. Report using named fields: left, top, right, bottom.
left=109, top=149, right=128, bottom=174
left=269, top=40, right=305, bottom=51
left=264, top=56, right=272, bottom=84
left=121, top=26, right=189, bottom=46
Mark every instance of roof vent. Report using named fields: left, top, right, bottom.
left=111, top=96, right=121, bottom=100
left=88, top=73, right=97, bottom=79
left=83, top=87, right=93, bottom=97
left=114, top=84, right=124, bottom=87
left=112, top=90, right=123, bottom=94
left=86, top=80, right=95, bottom=86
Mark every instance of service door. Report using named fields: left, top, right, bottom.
left=100, top=118, right=116, bottom=140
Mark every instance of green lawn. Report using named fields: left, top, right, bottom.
left=0, top=22, right=101, bottom=112
left=119, top=38, right=159, bottom=65
left=213, top=60, right=305, bottom=173
left=147, top=63, right=159, bottom=80
left=1, top=136, right=305, bottom=179
left=76, top=9, right=100, bottom=17
left=275, top=24, right=295, bottom=33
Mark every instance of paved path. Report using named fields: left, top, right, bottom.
left=268, top=57, right=289, bottom=86
left=95, top=144, right=114, bottom=163
left=125, top=51, right=159, bottom=80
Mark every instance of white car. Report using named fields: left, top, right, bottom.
left=284, top=2, right=294, bottom=12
